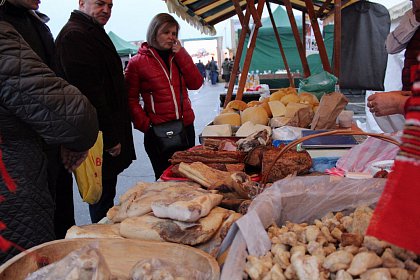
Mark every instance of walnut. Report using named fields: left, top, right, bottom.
left=359, top=268, right=391, bottom=280
left=291, top=254, right=320, bottom=280
left=323, top=250, right=353, bottom=272
left=272, top=232, right=298, bottom=247
left=382, top=248, right=404, bottom=268
left=363, top=236, right=389, bottom=255
left=347, top=251, right=383, bottom=276
left=341, top=233, right=364, bottom=247
left=305, top=226, right=320, bottom=243
left=245, top=253, right=273, bottom=280
left=389, top=268, right=411, bottom=280
left=331, top=228, right=343, bottom=242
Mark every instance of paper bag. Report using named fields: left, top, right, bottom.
left=288, top=107, right=314, bottom=128
left=310, top=92, right=348, bottom=130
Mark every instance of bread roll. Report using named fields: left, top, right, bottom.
left=220, top=107, right=235, bottom=114
left=226, top=100, right=247, bottom=111
left=246, top=100, right=262, bottom=108
left=241, top=106, right=269, bottom=125
left=213, top=112, right=241, bottom=126
left=280, top=93, right=300, bottom=105
left=299, top=92, right=319, bottom=106
left=269, top=90, right=289, bottom=102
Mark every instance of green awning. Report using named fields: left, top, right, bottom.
left=108, top=31, right=139, bottom=56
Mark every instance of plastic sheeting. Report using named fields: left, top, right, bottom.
left=219, top=176, right=386, bottom=280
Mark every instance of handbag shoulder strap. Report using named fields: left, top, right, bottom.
left=174, top=62, right=183, bottom=119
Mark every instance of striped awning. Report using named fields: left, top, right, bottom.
left=165, top=0, right=359, bottom=35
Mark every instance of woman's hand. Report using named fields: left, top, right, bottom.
left=172, top=38, right=182, bottom=53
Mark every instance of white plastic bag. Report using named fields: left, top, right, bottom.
left=336, top=134, right=400, bottom=172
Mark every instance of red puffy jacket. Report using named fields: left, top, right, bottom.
left=125, top=42, right=203, bottom=133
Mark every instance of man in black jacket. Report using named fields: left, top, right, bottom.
left=55, top=0, right=136, bottom=223
left=0, top=0, right=98, bottom=264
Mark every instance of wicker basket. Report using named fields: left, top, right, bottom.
left=0, top=238, right=220, bottom=280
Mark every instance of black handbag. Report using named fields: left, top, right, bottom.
left=151, top=119, right=189, bottom=154
left=151, top=66, right=189, bottom=154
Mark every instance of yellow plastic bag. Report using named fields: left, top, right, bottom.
left=73, top=131, right=103, bottom=204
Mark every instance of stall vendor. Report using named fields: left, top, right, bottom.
left=367, top=59, right=420, bottom=254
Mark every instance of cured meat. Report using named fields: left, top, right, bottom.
left=196, top=211, right=242, bottom=257
left=107, top=181, right=204, bottom=223
left=169, top=149, right=246, bottom=164
left=151, top=187, right=223, bottom=222
left=261, top=148, right=312, bottom=183
left=65, top=224, right=122, bottom=239
left=120, top=207, right=229, bottom=246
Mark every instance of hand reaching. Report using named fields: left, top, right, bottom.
left=367, top=91, right=409, bottom=117
left=61, top=147, right=88, bottom=172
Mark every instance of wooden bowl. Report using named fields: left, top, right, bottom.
left=0, top=238, right=220, bottom=279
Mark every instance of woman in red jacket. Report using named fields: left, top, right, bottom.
left=125, top=13, right=203, bottom=180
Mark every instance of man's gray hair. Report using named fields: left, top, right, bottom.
left=146, top=13, right=179, bottom=48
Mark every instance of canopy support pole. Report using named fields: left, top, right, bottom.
left=266, top=1, right=294, bottom=88
left=224, top=3, right=251, bottom=107
left=334, top=0, right=342, bottom=80
left=235, top=0, right=265, bottom=102
left=304, top=0, right=332, bottom=73
left=232, top=0, right=250, bottom=34
left=284, top=0, right=310, bottom=78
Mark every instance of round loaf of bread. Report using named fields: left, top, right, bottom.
left=241, top=106, right=269, bottom=125
left=280, top=93, right=300, bottom=105
left=226, top=100, right=247, bottom=111
left=213, top=112, right=241, bottom=126
left=299, top=92, right=319, bottom=106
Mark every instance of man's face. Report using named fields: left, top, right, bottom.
left=79, top=0, right=113, bottom=26
left=8, top=0, right=40, bottom=10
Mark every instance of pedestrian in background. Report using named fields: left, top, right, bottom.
left=196, top=59, right=206, bottom=81
left=222, top=57, right=231, bottom=82
left=125, top=13, right=203, bottom=180
left=55, top=0, right=136, bottom=223
left=0, top=0, right=98, bottom=264
left=209, top=56, right=218, bottom=85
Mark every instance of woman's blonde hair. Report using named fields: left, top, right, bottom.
left=146, top=13, right=180, bottom=48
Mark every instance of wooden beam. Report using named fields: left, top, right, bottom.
left=302, top=11, right=306, bottom=59
left=316, top=0, right=332, bottom=18
left=266, top=1, right=294, bottom=87
left=304, top=0, right=332, bottom=73
left=232, top=0, right=250, bottom=34
left=247, top=0, right=262, bottom=28
left=224, top=8, right=252, bottom=107
left=334, top=0, right=342, bottom=79
left=283, top=0, right=310, bottom=77
left=236, top=0, right=265, bottom=101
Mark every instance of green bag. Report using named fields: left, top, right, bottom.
left=298, top=71, right=338, bottom=100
